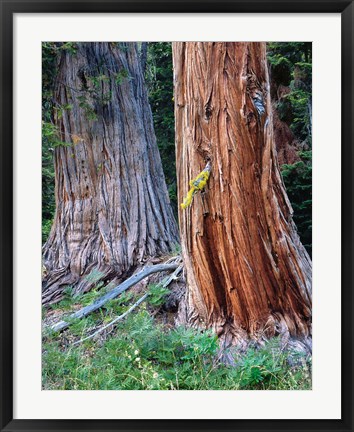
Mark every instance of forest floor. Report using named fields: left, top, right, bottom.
left=42, top=257, right=312, bottom=391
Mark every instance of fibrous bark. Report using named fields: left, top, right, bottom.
left=173, top=42, right=312, bottom=349
left=42, top=43, right=179, bottom=304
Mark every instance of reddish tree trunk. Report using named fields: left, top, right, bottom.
left=272, top=105, right=301, bottom=165
left=42, top=43, right=179, bottom=304
left=173, top=42, right=311, bottom=349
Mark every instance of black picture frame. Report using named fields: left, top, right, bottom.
left=1, top=1, right=353, bottom=431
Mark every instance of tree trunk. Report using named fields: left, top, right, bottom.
left=173, top=42, right=311, bottom=349
left=272, top=105, right=301, bottom=165
left=42, top=42, right=179, bottom=304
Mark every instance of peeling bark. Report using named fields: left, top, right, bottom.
left=173, top=42, right=311, bottom=349
left=43, top=43, right=179, bottom=304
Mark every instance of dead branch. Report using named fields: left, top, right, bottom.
left=50, top=262, right=179, bottom=333
left=72, top=264, right=183, bottom=345
left=73, top=292, right=149, bottom=345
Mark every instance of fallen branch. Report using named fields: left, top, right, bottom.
left=73, top=264, right=183, bottom=345
left=161, top=265, right=183, bottom=287
left=73, top=292, right=149, bottom=345
left=50, top=263, right=179, bottom=333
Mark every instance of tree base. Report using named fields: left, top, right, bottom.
left=42, top=264, right=126, bottom=305
left=176, top=294, right=312, bottom=364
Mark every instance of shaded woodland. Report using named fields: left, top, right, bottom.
left=42, top=42, right=312, bottom=390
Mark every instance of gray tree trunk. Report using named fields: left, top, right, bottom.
left=42, top=42, right=179, bottom=304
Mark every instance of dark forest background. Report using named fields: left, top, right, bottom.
left=42, top=42, right=312, bottom=254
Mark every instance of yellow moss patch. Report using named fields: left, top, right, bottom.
left=181, top=165, right=210, bottom=209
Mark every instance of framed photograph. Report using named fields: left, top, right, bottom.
left=1, top=1, right=353, bottom=431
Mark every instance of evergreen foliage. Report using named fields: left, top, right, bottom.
left=144, top=43, right=177, bottom=214
left=268, top=43, right=312, bottom=254
left=267, top=42, right=312, bottom=144
left=42, top=43, right=58, bottom=243
left=42, top=43, right=313, bottom=391
left=281, top=151, right=312, bottom=255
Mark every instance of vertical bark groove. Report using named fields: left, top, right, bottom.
left=173, top=42, right=311, bottom=348
left=43, top=43, right=179, bottom=304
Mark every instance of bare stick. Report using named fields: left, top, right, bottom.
left=161, top=265, right=183, bottom=287
left=73, top=293, right=149, bottom=345
left=73, top=264, right=183, bottom=345
left=50, top=263, right=179, bottom=333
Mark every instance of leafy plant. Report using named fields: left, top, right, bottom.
left=238, top=348, right=282, bottom=388
left=42, top=43, right=58, bottom=243
left=167, top=326, right=218, bottom=361
left=114, top=68, right=131, bottom=85
left=145, top=43, right=177, bottom=216
left=77, top=95, right=98, bottom=121
left=147, top=283, right=170, bottom=306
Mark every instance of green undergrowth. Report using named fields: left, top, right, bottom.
left=42, top=287, right=312, bottom=391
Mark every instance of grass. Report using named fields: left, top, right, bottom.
left=42, top=286, right=312, bottom=391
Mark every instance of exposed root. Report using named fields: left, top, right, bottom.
left=42, top=255, right=183, bottom=306
left=72, top=259, right=183, bottom=345
left=176, top=294, right=312, bottom=365
left=42, top=264, right=124, bottom=306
